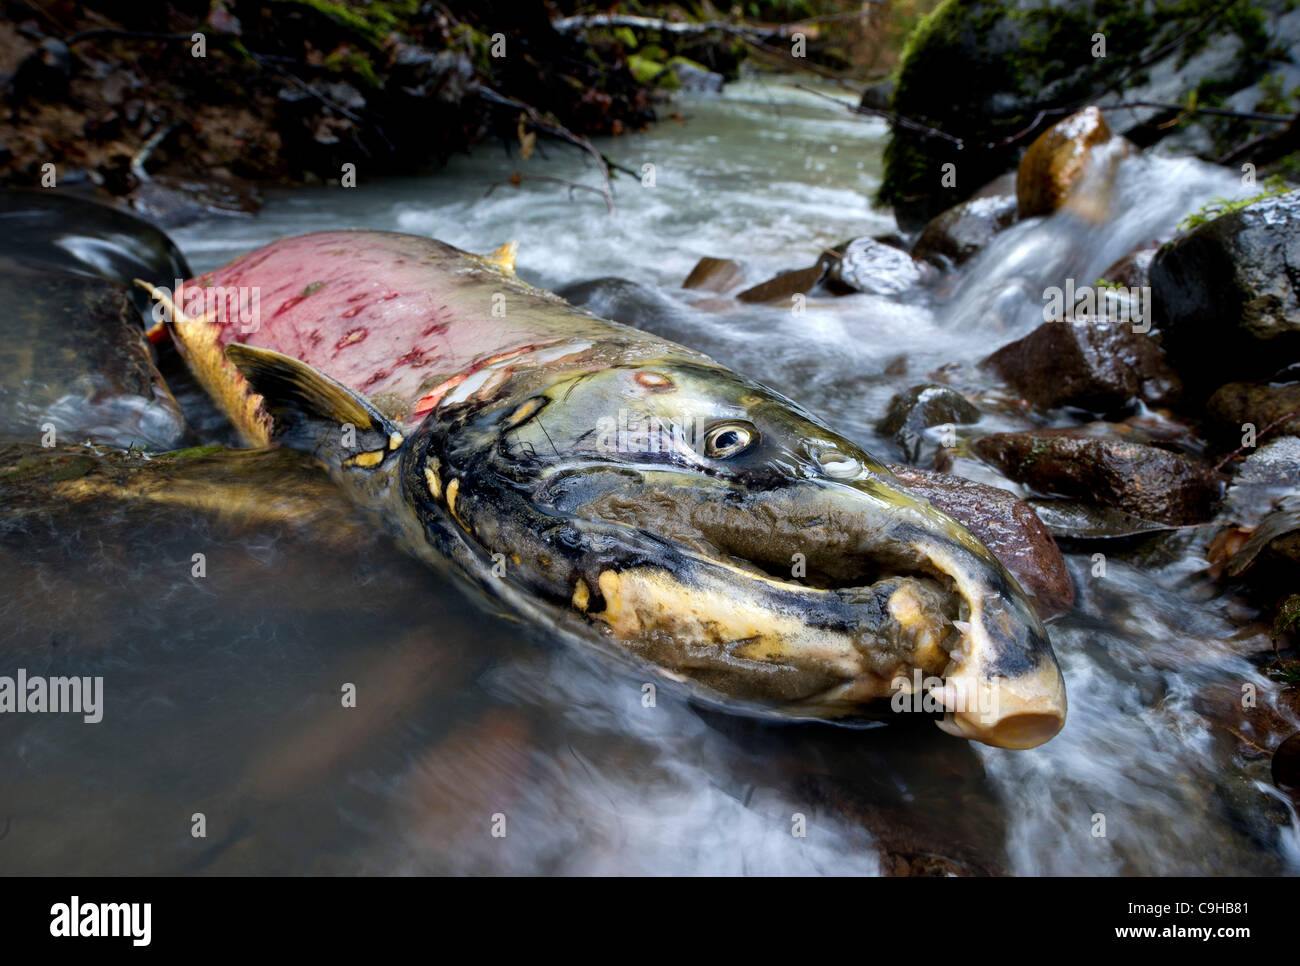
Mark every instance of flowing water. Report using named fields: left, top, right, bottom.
left=2, top=78, right=1297, bottom=875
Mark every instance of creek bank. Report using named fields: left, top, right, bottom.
left=0, top=0, right=683, bottom=221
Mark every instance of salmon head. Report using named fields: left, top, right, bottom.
left=227, top=337, right=1066, bottom=750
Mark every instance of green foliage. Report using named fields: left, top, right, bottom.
left=271, top=0, right=419, bottom=47
left=1176, top=174, right=1292, bottom=231
left=1276, top=594, right=1300, bottom=643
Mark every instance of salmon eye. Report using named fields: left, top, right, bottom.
left=703, top=421, right=757, bottom=459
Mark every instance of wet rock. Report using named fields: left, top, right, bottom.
left=1226, top=496, right=1300, bottom=577
left=1016, top=107, right=1125, bottom=220
left=0, top=258, right=186, bottom=450
left=735, top=261, right=828, bottom=304
left=980, top=315, right=1182, bottom=412
left=128, top=175, right=261, bottom=229
left=877, top=384, right=980, bottom=462
left=667, top=57, right=724, bottom=94
left=1195, top=681, right=1300, bottom=764
left=1151, top=190, right=1300, bottom=389
left=911, top=193, right=1017, bottom=267
left=1274, top=732, right=1300, bottom=792
left=1100, top=245, right=1158, bottom=290
left=558, top=276, right=683, bottom=329
left=682, top=256, right=745, bottom=293
left=1207, top=381, right=1300, bottom=440
left=972, top=428, right=1219, bottom=525
left=859, top=77, right=894, bottom=113
left=826, top=237, right=929, bottom=295
left=0, top=444, right=360, bottom=539
left=1224, top=436, right=1300, bottom=519
left=0, top=188, right=190, bottom=322
left=888, top=465, right=1075, bottom=619
left=1025, top=498, right=1174, bottom=541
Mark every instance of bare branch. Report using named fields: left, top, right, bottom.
left=484, top=172, right=614, bottom=213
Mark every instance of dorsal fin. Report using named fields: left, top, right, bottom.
left=481, top=240, right=518, bottom=275
left=225, top=343, right=404, bottom=468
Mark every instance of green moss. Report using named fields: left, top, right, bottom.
left=1275, top=594, right=1300, bottom=642
left=1175, top=174, right=1292, bottom=231
left=156, top=445, right=228, bottom=462
left=271, top=0, right=420, bottom=47
left=322, top=47, right=381, bottom=88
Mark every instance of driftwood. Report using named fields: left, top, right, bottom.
left=551, top=11, right=877, bottom=40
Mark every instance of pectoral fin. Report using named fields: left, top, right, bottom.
left=225, top=343, right=404, bottom=470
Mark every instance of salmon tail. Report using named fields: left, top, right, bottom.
left=134, top=278, right=272, bottom=448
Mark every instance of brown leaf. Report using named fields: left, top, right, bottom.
left=516, top=119, right=535, bottom=161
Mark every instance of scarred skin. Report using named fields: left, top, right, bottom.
left=174, top=231, right=706, bottom=437
left=151, top=229, right=1068, bottom=749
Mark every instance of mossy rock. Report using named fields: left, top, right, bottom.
left=878, top=0, right=1285, bottom=230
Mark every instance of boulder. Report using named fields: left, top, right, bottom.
left=0, top=258, right=186, bottom=451
left=558, top=276, right=682, bottom=330
left=1100, top=246, right=1158, bottom=290
left=911, top=193, right=1017, bottom=267
left=682, top=256, right=745, bottom=293
left=826, top=237, right=930, bottom=295
left=889, top=464, right=1075, bottom=618
left=972, top=428, right=1219, bottom=525
left=1150, top=190, right=1300, bottom=390
left=1015, top=107, right=1124, bottom=220
left=1207, top=381, right=1300, bottom=440
left=877, top=384, right=980, bottom=462
left=735, top=262, right=828, bottom=304
left=980, top=315, right=1182, bottom=412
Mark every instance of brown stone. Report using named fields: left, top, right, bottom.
left=735, top=262, right=826, bottom=304
left=1207, top=382, right=1300, bottom=439
left=682, top=256, right=745, bottom=293
left=980, top=316, right=1182, bottom=412
left=888, top=464, right=1075, bottom=619
left=1016, top=106, right=1122, bottom=219
left=972, top=428, right=1219, bottom=525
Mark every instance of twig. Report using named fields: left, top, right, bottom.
left=1097, top=101, right=1294, bottom=124
left=803, top=82, right=1298, bottom=155
left=1218, top=110, right=1300, bottom=166
left=476, top=87, right=617, bottom=212
left=1213, top=410, right=1300, bottom=473
left=129, top=121, right=179, bottom=182
left=484, top=172, right=614, bottom=213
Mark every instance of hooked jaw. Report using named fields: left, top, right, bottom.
left=532, top=465, right=1068, bottom=749
left=842, top=493, right=1068, bottom=750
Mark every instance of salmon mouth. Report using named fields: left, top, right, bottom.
left=529, top=467, right=1068, bottom=749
